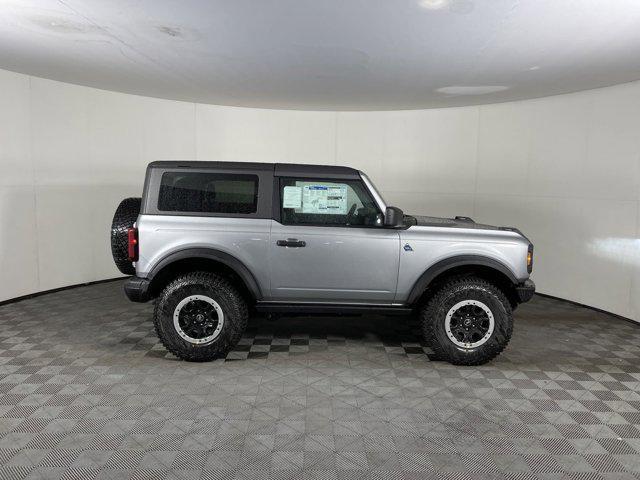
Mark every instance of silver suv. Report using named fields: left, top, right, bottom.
left=111, top=161, right=535, bottom=365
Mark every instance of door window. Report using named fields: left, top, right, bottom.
left=280, top=178, right=380, bottom=226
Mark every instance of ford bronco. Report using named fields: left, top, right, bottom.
left=111, top=161, right=535, bottom=365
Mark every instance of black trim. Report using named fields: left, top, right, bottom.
left=141, top=164, right=153, bottom=214
left=124, top=276, right=151, bottom=303
left=516, top=279, right=535, bottom=303
left=147, top=248, right=263, bottom=300
left=272, top=174, right=282, bottom=222
left=407, top=255, right=520, bottom=305
left=147, top=162, right=359, bottom=180
left=274, top=163, right=360, bottom=180
left=0, top=277, right=127, bottom=307
left=255, top=302, right=413, bottom=316
left=149, top=161, right=275, bottom=171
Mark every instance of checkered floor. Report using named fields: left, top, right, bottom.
left=0, top=280, right=639, bottom=480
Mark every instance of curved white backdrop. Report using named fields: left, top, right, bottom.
left=1, top=68, right=639, bottom=322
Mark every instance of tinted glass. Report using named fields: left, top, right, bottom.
left=280, top=178, right=380, bottom=226
left=158, top=172, right=259, bottom=214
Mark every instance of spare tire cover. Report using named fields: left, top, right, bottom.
left=111, top=197, right=141, bottom=275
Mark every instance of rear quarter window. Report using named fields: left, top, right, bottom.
left=158, top=172, right=259, bottom=214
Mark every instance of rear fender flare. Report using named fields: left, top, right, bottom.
left=148, top=248, right=263, bottom=300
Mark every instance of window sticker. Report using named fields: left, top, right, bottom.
left=282, top=186, right=302, bottom=208
left=300, top=184, right=348, bottom=214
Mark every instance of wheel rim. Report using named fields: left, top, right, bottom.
left=444, top=300, right=494, bottom=349
left=173, top=295, right=224, bottom=345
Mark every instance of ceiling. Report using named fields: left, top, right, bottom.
left=2, top=0, right=640, bottom=111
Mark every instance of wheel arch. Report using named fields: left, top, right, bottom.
left=147, top=248, right=263, bottom=302
left=407, top=255, right=520, bottom=307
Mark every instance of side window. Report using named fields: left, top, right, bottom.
left=158, top=172, right=259, bottom=214
left=280, top=178, right=381, bottom=226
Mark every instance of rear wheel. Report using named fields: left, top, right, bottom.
left=421, top=277, right=513, bottom=365
left=154, top=272, right=248, bottom=361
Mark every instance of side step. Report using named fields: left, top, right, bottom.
left=254, top=302, right=414, bottom=316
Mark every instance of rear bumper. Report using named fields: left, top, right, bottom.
left=124, top=276, right=151, bottom=303
left=515, top=279, right=535, bottom=303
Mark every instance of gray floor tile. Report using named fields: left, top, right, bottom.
left=0, top=280, right=639, bottom=480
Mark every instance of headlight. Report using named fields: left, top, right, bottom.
left=527, top=244, right=534, bottom=273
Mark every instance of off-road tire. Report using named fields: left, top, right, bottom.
left=154, top=272, right=248, bottom=361
left=421, top=277, right=513, bottom=365
left=110, top=197, right=141, bottom=275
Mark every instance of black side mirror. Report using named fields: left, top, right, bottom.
left=383, top=206, right=404, bottom=228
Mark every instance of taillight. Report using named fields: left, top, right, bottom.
left=127, top=227, right=138, bottom=262
left=527, top=244, right=533, bottom=273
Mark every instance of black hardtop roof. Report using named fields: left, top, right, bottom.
left=148, top=161, right=361, bottom=179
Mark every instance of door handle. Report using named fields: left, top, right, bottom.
left=277, top=238, right=306, bottom=248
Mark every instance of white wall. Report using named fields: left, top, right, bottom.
left=1, top=68, right=639, bottom=322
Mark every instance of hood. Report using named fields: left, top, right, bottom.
left=406, top=214, right=503, bottom=231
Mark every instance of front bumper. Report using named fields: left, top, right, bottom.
left=124, top=276, right=151, bottom=303
left=515, top=279, right=535, bottom=303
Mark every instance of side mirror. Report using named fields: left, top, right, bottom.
left=383, top=206, right=404, bottom=228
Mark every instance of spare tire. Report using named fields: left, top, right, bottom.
left=111, top=197, right=141, bottom=275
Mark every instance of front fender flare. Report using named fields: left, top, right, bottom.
left=406, top=255, right=518, bottom=305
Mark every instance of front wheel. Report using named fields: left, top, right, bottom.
left=421, top=277, right=513, bottom=365
left=154, top=272, right=248, bottom=361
